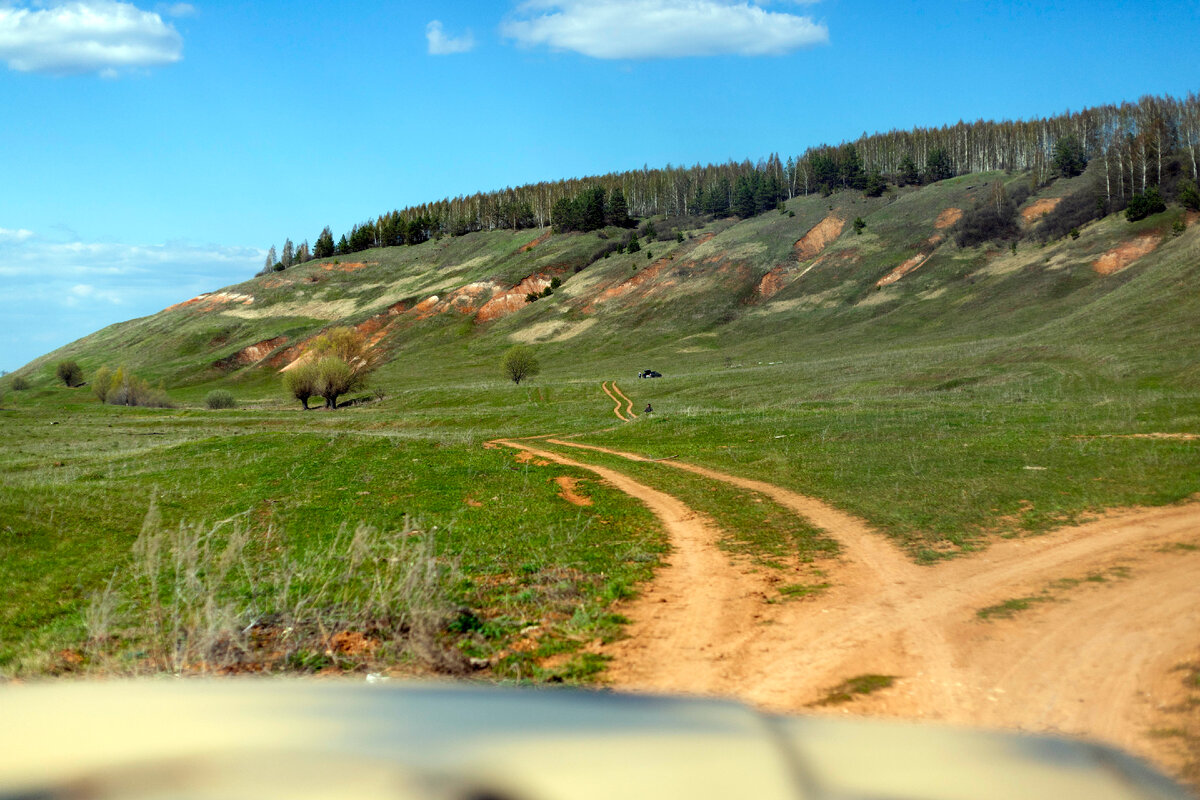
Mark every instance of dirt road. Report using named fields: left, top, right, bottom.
left=496, top=435, right=1200, bottom=781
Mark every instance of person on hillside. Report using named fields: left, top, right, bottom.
left=644, top=403, right=653, bottom=414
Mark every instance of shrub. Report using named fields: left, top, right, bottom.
left=1035, top=179, right=1109, bottom=241
left=1126, top=188, right=1166, bottom=222
left=1007, top=182, right=1034, bottom=208
left=205, top=389, right=236, bottom=409
left=863, top=171, right=887, bottom=198
left=93, top=366, right=112, bottom=402
left=283, top=327, right=379, bottom=411
left=954, top=182, right=1018, bottom=247
left=56, top=360, right=83, bottom=387
left=314, top=356, right=357, bottom=409
left=853, top=217, right=866, bottom=235
left=502, top=345, right=540, bottom=385
left=11, top=375, right=29, bottom=391
left=1177, top=179, right=1200, bottom=212
left=283, top=362, right=319, bottom=410
left=104, top=366, right=173, bottom=408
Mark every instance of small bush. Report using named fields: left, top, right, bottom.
left=11, top=375, right=29, bottom=391
left=103, top=366, right=173, bottom=408
left=56, top=360, right=83, bottom=387
left=93, top=366, right=112, bottom=402
left=502, top=344, right=540, bottom=385
left=955, top=182, right=1018, bottom=247
left=284, top=362, right=319, bottom=410
left=1178, top=179, right=1200, bottom=212
left=852, top=217, right=866, bottom=235
left=1126, top=188, right=1166, bottom=222
left=1036, top=180, right=1110, bottom=241
left=1007, top=182, right=1034, bottom=208
left=205, top=389, right=236, bottom=409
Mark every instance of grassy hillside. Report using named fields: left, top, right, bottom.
left=3, top=170, right=1198, bottom=678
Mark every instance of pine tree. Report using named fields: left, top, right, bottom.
left=733, top=175, right=758, bottom=218
left=925, top=147, right=954, bottom=183
left=607, top=187, right=631, bottom=227
left=1052, top=135, right=1088, bottom=178
left=314, top=227, right=335, bottom=259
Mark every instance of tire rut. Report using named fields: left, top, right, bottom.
left=523, top=436, right=1200, bottom=778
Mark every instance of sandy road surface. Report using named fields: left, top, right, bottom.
left=497, top=435, right=1200, bottom=779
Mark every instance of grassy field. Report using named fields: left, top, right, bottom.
left=0, top=396, right=663, bottom=680
left=3, top=171, right=1199, bottom=679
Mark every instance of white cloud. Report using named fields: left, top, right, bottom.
left=426, top=19, right=475, bottom=55
left=0, top=1, right=183, bottom=76
left=156, top=2, right=195, bottom=17
left=501, top=0, right=827, bottom=59
left=0, top=229, right=263, bottom=370
left=64, top=283, right=124, bottom=306
left=0, top=227, right=35, bottom=241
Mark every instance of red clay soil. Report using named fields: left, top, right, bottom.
left=795, top=214, right=845, bottom=260
left=443, top=282, right=498, bottom=315
left=476, top=274, right=555, bottom=322
left=1093, top=234, right=1161, bottom=275
left=215, top=336, right=289, bottom=369
left=934, top=207, right=963, bottom=229
left=757, top=267, right=788, bottom=300
left=518, top=230, right=552, bottom=253
left=508, top=434, right=1200, bottom=784
left=1021, top=197, right=1062, bottom=224
left=876, top=253, right=930, bottom=287
left=554, top=476, right=593, bottom=506
left=163, top=292, right=254, bottom=314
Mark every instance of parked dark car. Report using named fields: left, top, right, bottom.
left=639, top=369, right=662, bottom=378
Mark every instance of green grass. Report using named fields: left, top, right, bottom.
left=813, top=673, right=896, bottom=706
left=0, top=401, right=663, bottom=680
left=977, top=596, right=1052, bottom=620
left=976, top=565, right=1133, bottom=620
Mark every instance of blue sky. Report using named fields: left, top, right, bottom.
left=1, top=0, right=1196, bottom=371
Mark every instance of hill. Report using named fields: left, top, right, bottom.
left=13, top=167, right=1200, bottom=399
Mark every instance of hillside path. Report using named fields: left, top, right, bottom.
left=499, top=435, right=1200, bottom=779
